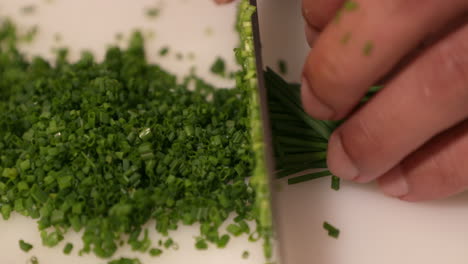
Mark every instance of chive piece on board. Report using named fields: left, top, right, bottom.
left=63, top=243, right=73, bottom=255
left=19, top=240, right=33, bottom=252
left=331, top=175, right=341, bottom=191
left=323, top=221, right=340, bottom=239
left=363, top=41, right=374, bottom=56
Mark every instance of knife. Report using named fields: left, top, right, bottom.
left=248, top=0, right=285, bottom=263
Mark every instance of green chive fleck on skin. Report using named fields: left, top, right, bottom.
left=343, top=0, right=359, bottom=11
left=334, top=10, right=343, bottom=23
left=363, top=41, right=374, bottom=56
left=340, top=32, right=352, bottom=45
left=335, top=0, right=359, bottom=23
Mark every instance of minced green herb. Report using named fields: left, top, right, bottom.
left=63, top=243, right=73, bottom=254
left=28, top=256, right=39, bottom=264
left=108, top=258, right=141, bottom=264
left=145, top=8, right=160, bottom=18
left=21, top=5, right=37, bottom=15
left=163, top=238, right=174, bottom=249
left=159, top=46, right=169, bottom=56
left=149, top=248, right=163, bottom=257
left=0, top=19, right=258, bottom=260
left=278, top=60, right=287, bottom=75
left=19, top=240, right=33, bottom=252
left=334, top=0, right=359, bottom=23
left=331, top=176, right=341, bottom=190
left=343, top=0, right=359, bottom=11
left=242, top=250, right=250, bottom=259
left=0, top=0, right=276, bottom=261
left=211, top=57, right=226, bottom=77
left=363, top=41, right=374, bottom=56
left=341, top=32, right=352, bottom=45
left=323, top=221, right=340, bottom=238
left=195, top=238, right=208, bottom=250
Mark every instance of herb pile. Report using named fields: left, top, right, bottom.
left=0, top=6, right=265, bottom=261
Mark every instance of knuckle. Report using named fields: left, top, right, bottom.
left=419, top=30, right=468, bottom=106
left=303, top=0, right=346, bottom=30
left=426, top=150, right=464, bottom=191
left=307, top=51, right=347, bottom=106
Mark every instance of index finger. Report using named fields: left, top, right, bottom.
left=301, top=0, right=468, bottom=121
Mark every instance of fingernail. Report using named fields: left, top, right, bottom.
left=327, top=132, right=359, bottom=180
left=301, top=79, right=335, bottom=119
left=379, top=166, right=409, bottom=198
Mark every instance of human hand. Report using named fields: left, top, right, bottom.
left=301, top=0, right=468, bottom=201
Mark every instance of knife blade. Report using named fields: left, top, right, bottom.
left=248, top=1, right=285, bottom=263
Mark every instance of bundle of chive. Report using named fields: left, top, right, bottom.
left=265, top=68, right=381, bottom=189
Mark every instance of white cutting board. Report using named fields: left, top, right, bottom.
left=257, top=1, right=468, bottom=264
left=0, top=1, right=265, bottom=264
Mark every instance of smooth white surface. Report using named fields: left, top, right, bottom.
left=257, top=1, right=468, bottom=264
left=0, top=1, right=264, bottom=264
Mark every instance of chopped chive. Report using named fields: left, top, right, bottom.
left=195, top=239, right=208, bottom=250
left=21, top=5, right=36, bottom=15
left=278, top=60, right=287, bottom=75
left=343, top=0, right=359, bottom=11
left=363, top=41, right=374, bottom=56
left=323, top=221, right=340, bottom=238
left=331, top=175, right=341, bottom=191
left=19, top=240, right=33, bottom=252
left=216, top=234, right=230, bottom=248
left=28, top=256, right=39, bottom=264
left=242, top=250, right=250, bottom=259
left=159, top=46, right=169, bottom=56
left=211, top=57, right=226, bottom=77
left=63, top=243, right=73, bottom=255
left=227, top=223, right=243, bottom=237
left=149, top=248, right=163, bottom=257
left=145, top=8, right=160, bottom=18
left=341, top=32, right=352, bottom=45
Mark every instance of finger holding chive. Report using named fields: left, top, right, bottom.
left=301, top=0, right=468, bottom=201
